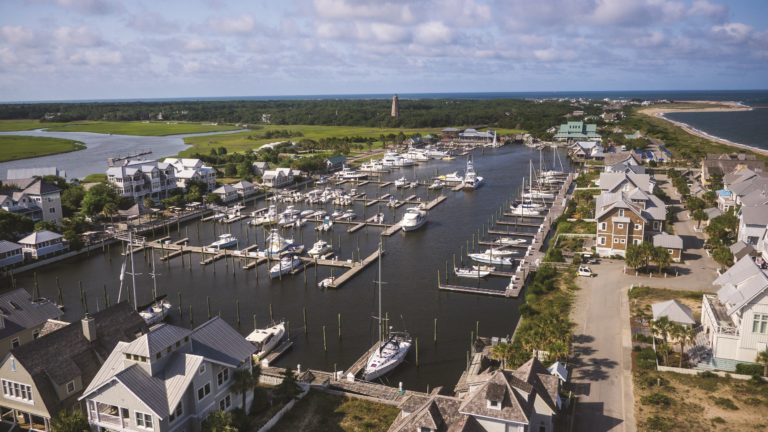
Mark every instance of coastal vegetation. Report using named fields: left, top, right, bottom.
left=0, top=119, right=68, bottom=131
left=270, top=390, right=399, bottom=432
left=42, top=120, right=240, bottom=136
left=0, top=135, right=85, bottom=162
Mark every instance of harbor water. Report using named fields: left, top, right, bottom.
left=8, top=145, right=569, bottom=391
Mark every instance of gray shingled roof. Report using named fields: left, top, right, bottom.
left=740, top=206, right=768, bottom=226
left=652, top=300, right=695, bottom=325
left=653, top=233, right=683, bottom=250
left=0, top=288, right=62, bottom=340
left=714, top=255, right=768, bottom=316
left=18, top=230, right=62, bottom=245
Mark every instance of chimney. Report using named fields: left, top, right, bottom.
left=82, top=314, right=97, bottom=342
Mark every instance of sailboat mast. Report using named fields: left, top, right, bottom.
left=151, top=248, right=158, bottom=299
left=129, top=230, right=138, bottom=310
left=377, top=241, right=383, bottom=343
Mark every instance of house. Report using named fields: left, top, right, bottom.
left=0, top=302, right=146, bottom=431
left=730, top=241, right=755, bottom=261
left=5, top=167, right=66, bottom=180
left=387, top=357, right=561, bottom=432
left=106, top=160, right=178, bottom=204
left=595, top=189, right=666, bottom=257
left=553, top=121, right=601, bottom=141
left=652, top=300, right=695, bottom=327
left=737, top=206, right=768, bottom=248
left=18, top=231, right=67, bottom=259
left=251, top=161, right=270, bottom=177
left=0, top=241, right=24, bottom=269
left=0, top=289, right=63, bottom=358
left=262, top=168, right=294, bottom=188
left=79, top=317, right=256, bottom=432
left=324, top=155, right=346, bottom=172
left=232, top=180, right=255, bottom=198
left=211, top=185, right=238, bottom=203
left=0, top=178, right=63, bottom=224
left=653, top=233, right=684, bottom=262
left=457, top=128, right=495, bottom=143
left=700, top=256, right=768, bottom=369
left=441, top=128, right=460, bottom=141
left=569, top=141, right=604, bottom=160
left=701, top=153, right=764, bottom=186
left=164, top=158, right=217, bottom=192
left=597, top=172, right=654, bottom=193
left=703, top=207, right=723, bottom=225
left=602, top=152, right=642, bottom=172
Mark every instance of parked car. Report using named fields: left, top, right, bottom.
left=577, top=266, right=593, bottom=277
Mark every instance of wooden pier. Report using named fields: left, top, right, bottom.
left=487, top=229, right=536, bottom=237
left=347, top=223, right=366, bottom=233
left=424, top=195, right=447, bottom=210
left=381, top=222, right=402, bottom=236
left=437, top=283, right=507, bottom=297
left=344, top=341, right=382, bottom=377
left=496, top=220, right=542, bottom=228
left=325, top=249, right=382, bottom=288
left=260, top=339, right=293, bottom=367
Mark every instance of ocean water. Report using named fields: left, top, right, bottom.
left=665, top=108, right=768, bottom=150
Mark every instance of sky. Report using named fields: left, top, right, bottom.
left=0, top=0, right=767, bottom=101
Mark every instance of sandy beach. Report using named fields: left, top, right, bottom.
left=638, top=100, right=768, bottom=156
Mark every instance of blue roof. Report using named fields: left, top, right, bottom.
left=717, top=189, right=732, bottom=197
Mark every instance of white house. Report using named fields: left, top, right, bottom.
left=701, top=256, right=768, bottom=369
left=738, top=206, right=768, bottom=248
left=262, top=168, right=294, bottom=188
left=17, top=231, right=67, bottom=259
left=211, top=185, right=238, bottom=203
left=232, top=180, right=255, bottom=198
left=106, top=160, right=178, bottom=204
left=80, top=317, right=256, bottom=432
left=0, top=179, right=63, bottom=224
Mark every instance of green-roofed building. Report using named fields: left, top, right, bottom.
left=553, top=121, right=601, bottom=142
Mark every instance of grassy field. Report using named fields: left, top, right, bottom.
left=41, top=120, right=241, bottom=136
left=0, top=135, right=85, bottom=162
left=269, top=390, right=399, bottom=432
left=0, top=119, right=70, bottom=131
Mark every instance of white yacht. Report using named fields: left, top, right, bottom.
left=462, top=160, right=484, bottom=190
left=318, top=276, right=335, bottom=288
left=250, top=205, right=279, bottom=225
left=428, top=179, right=444, bottom=190
left=360, top=161, right=388, bottom=172
left=469, top=253, right=513, bottom=266
left=308, top=240, right=333, bottom=257
left=403, top=148, right=429, bottom=161
left=401, top=207, right=427, bottom=231
left=494, top=237, right=528, bottom=246
left=424, top=147, right=449, bottom=159
left=300, top=209, right=315, bottom=218
left=315, top=217, right=334, bottom=232
left=509, top=205, right=541, bottom=216
left=337, top=165, right=368, bottom=180
left=394, top=177, right=408, bottom=188
left=440, top=171, right=464, bottom=183
left=208, top=233, right=238, bottom=250
left=514, top=200, right=547, bottom=211
left=455, top=267, right=490, bottom=278
left=482, top=248, right=518, bottom=257
left=269, top=256, right=303, bottom=278
left=381, top=152, right=415, bottom=167
left=138, top=297, right=172, bottom=326
left=264, top=229, right=295, bottom=255
left=246, top=321, right=286, bottom=359
left=337, top=210, right=356, bottom=221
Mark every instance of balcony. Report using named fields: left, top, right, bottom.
left=89, top=402, right=130, bottom=429
left=703, top=295, right=739, bottom=336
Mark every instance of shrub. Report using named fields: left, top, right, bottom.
left=711, top=417, right=726, bottom=424
left=735, top=363, right=763, bottom=376
left=713, top=397, right=738, bottom=410
left=641, top=392, right=672, bottom=406
left=698, top=371, right=717, bottom=378
left=644, top=415, right=673, bottom=431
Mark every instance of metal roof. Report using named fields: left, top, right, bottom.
left=653, top=233, right=683, bottom=250
left=0, top=288, right=62, bottom=340
left=122, top=324, right=192, bottom=358
left=18, top=230, right=63, bottom=245
left=0, top=240, right=22, bottom=254
left=651, top=300, right=695, bottom=325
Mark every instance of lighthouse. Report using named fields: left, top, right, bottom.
left=391, top=95, right=399, bottom=118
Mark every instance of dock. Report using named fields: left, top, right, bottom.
left=260, top=339, right=293, bottom=367
left=347, top=223, right=366, bottom=233
left=326, top=249, right=382, bottom=288
left=487, top=229, right=536, bottom=237
left=437, top=283, right=507, bottom=297
left=344, top=341, right=381, bottom=377
left=496, top=220, right=542, bottom=228
left=452, top=183, right=465, bottom=191
left=381, top=222, right=402, bottom=236
left=424, top=195, right=447, bottom=210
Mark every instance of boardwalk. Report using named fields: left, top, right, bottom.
left=326, top=249, right=382, bottom=288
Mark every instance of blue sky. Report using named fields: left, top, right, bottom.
left=0, top=0, right=766, bottom=101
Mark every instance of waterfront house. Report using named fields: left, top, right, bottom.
left=211, top=185, right=238, bottom=203
left=700, top=255, right=768, bottom=369
left=0, top=178, right=63, bottom=224
left=652, top=300, right=695, bottom=327
left=164, top=158, right=217, bottom=192
left=106, top=160, right=178, bottom=204
left=0, top=289, right=63, bottom=358
left=18, top=231, right=66, bottom=260
left=324, top=155, right=346, bottom=172
left=262, top=168, right=294, bottom=188
left=79, top=317, right=256, bottom=432
left=232, top=180, right=256, bottom=198
left=653, top=233, right=684, bottom=262
left=554, top=121, right=600, bottom=142
left=594, top=189, right=666, bottom=257
left=5, top=168, right=66, bottom=180
left=251, top=161, right=270, bottom=177
left=701, top=153, right=764, bottom=187
left=441, top=127, right=460, bottom=141
left=737, top=206, right=768, bottom=248
left=0, top=241, right=23, bottom=269
left=387, top=357, right=561, bottom=432
left=569, top=141, right=604, bottom=160
left=0, top=302, right=146, bottom=431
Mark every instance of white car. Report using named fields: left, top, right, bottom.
left=577, top=266, right=593, bottom=277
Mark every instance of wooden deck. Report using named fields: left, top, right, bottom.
left=381, top=222, right=402, bottom=236
left=325, top=249, right=382, bottom=288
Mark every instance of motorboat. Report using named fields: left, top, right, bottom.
left=318, top=276, right=336, bottom=288
left=424, top=147, right=449, bottom=159
left=300, top=209, right=315, bottom=218
left=337, top=165, right=368, bottom=180
left=208, top=233, right=238, bottom=250
left=315, top=217, right=334, bottom=232
left=401, top=207, right=427, bottom=231
left=386, top=196, right=398, bottom=208
left=462, top=160, right=484, bottom=190
left=336, top=211, right=356, bottom=221
left=469, top=253, right=513, bottom=266
left=482, top=248, right=518, bottom=257
left=246, top=321, right=286, bottom=359
left=363, top=330, right=413, bottom=381
left=360, top=161, right=388, bottom=172
left=370, top=212, right=385, bottom=223
left=264, top=229, right=295, bottom=255
left=394, top=177, right=408, bottom=188
left=138, top=296, right=172, bottom=326
left=440, top=171, right=463, bottom=183
left=509, top=205, right=541, bottom=216
left=269, top=256, right=303, bottom=278
left=408, top=181, right=418, bottom=189
left=381, top=151, right=415, bottom=167
left=403, top=148, right=429, bottom=161
left=455, top=267, right=490, bottom=278
left=523, top=190, right=556, bottom=200
left=428, top=180, right=444, bottom=190
left=494, top=237, right=528, bottom=246
left=308, top=240, right=333, bottom=257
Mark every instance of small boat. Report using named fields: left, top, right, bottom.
left=308, top=240, right=333, bottom=257
left=318, top=276, right=335, bottom=288
left=394, top=177, right=408, bottom=188
left=462, top=160, right=484, bottom=190
left=523, top=190, right=555, bottom=200
left=441, top=171, right=463, bottom=183
left=482, top=248, right=517, bottom=257
left=370, top=212, right=385, bottom=223
left=315, top=176, right=329, bottom=185
left=264, top=229, right=295, bottom=255
left=300, top=209, right=315, bottom=218
left=337, top=165, right=368, bottom=180
left=494, top=237, right=527, bottom=246
left=469, top=253, right=513, bottom=266
left=408, top=181, right=418, bottom=189
left=364, top=330, right=412, bottom=381
left=472, top=265, right=495, bottom=272
left=386, top=196, right=398, bottom=208
left=246, top=321, right=286, bottom=359
left=425, top=147, right=449, bottom=159
left=403, top=148, right=429, bottom=161
left=249, top=205, right=279, bottom=225
left=455, top=267, right=490, bottom=278
left=138, top=296, right=171, bottom=326
left=269, top=256, right=303, bottom=278
left=315, top=217, right=334, bottom=232
left=337, top=211, right=356, bottom=221
left=509, top=205, right=541, bottom=216
left=428, top=180, right=444, bottom=190
left=208, top=233, right=238, bottom=250
left=401, top=207, right=427, bottom=232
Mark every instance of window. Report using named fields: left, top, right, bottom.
left=634, top=224, right=641, bottom=230
left=2, top=379, right=33, bottom=403
left=599, top=222, right=607, bottom=231
left=199, top=364, right=206, bottom=375
left=10, top=358, right=15, bottom=372
left=617, top=223, right=624, bottom=229
left=66, top=380, right=75, bottom=394
left=614, top=238, right=619, bottom=244
left=619, top=209, right=625, bottom=217
left=752, top=313, right=768, bottom=334
left=197, top=383, right=211, bottom=400
left=166, top=347, right=172, bottom=354
left=32, top=330, right=40, bottom=340
left=653, top=221, right=661, bottom=230
left=599, top=237, right=606, bottom=245
left=156, top=352, right=161, bottom=359
left=49, top=208, right=55, bottom=213
left=217, top=369, right=229, bottom=386
left=620, top=239, right=626, bottom=244
left=135, top=412, right=153, bottom=429
left=10, top=338, right=19, bottom=349
left=634, top=239, right=641, bottom=245
left=219, top=394, right=232, bottom=411
left=169, top=403, right=183, bottom=422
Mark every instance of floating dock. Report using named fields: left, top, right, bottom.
left=260, top=339, right=293, bottom=367
left=325, top=249, right=382, bottom=288
left=437, top=283, right=507, bottom=297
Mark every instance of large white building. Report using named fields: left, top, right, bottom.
left=163, top=158, right=217, bottom=192
left=0, top=178, right=63, bottom=224
left=106, top=160, right=178, bottom=204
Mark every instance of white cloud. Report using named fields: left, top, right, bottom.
left=183, top=39, right=218, bottom=53
left=313, top=0, right=414, bottom=23
left=413, top=21, right=453, bottom=46
left=209, top=15, right=256, bottom=34
left=44, top=0, right=121, bottom=15
left=0, top=26, right=38, bottom=47
left=67, top=48, right=123, bottom=65
left=689, top=0, right=727, bottom=20
left=712, top=22, right=753, bottom=43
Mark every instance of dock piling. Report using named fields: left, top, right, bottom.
left=206, top=296, right=211, bottom=319
left=323, top=325, right=327, bottom=352
left=303, top=307, right=308, bottom=335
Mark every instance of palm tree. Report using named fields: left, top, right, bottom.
left=653, top=247, right=671, bottom=275
left=669, top=323, right=687, bottom=367
left=692, top=209, right=708, bottom=229
left=652, top=316, right=672, bottom=345
left=489, top=342, right=514, bottom=369
left=757, top=348, right=768, bottom=377
left=231, top=368, right=257, bottom=412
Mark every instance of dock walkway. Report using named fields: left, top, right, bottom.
left=326, top=249, right=381, bottom=288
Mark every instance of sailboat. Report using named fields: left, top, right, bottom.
left=363, top=242, right=412, bottom=381
left=118, top=231, right=171, bottom=326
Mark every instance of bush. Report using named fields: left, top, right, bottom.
left=713, top=397, right=738, bottom=410
left=698, top=371, right=717, bottom=378
left=641, top=392, right=672, bottom=406
left=711, top=417, right=726, bottom=424
left=644, top=415, right=673, bottom=431
left=735, top=363, right=763, bottom=376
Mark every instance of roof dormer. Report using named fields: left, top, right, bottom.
left=485, top=382, right=504, bottom=410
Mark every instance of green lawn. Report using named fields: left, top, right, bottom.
left=269, top=390, right=399, bottom=432
left=41, top=120, right=241, bottom=136
left=0, top=119, right=70, bottom=132
left=0, top=135, right=85, bottom=162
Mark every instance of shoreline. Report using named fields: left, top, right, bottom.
left=638, top=101, right=768, bottom=156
